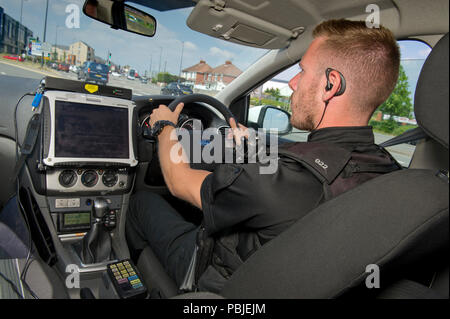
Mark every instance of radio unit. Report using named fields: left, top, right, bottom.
left=58, top=211, right=91, bottom=233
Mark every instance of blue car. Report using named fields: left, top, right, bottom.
left=78, top=61, right=109, bottom=85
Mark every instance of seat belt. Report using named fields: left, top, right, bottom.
left=379, top=127, right=427, bottom=148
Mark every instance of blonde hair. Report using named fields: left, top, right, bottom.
left=313, top=19, right=400, bottom=113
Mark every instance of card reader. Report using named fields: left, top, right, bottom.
left=106, top=259, right=148, bottom=299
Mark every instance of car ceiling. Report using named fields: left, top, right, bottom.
left=128, top=0, right=448, bottom=49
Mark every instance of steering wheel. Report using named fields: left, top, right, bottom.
left=167, top=93, right=238, bottom=127
left=166, top=94, right=248, bottom=167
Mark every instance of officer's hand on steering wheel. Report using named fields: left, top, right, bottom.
left=149, top=103, right=184, bottom=127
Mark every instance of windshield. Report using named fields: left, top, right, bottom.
left=0, top=0, right=267, bottom=97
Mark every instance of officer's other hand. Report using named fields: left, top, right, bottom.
left=229, top=118, right=249, bottom=146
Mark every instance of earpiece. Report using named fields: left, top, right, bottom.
left=325, top=68, right=346, bottom=96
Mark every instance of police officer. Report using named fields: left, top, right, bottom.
left=126, top=19, right=402, bottom=293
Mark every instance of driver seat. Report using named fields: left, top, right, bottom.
left=136, top=33, right=449, bottom=299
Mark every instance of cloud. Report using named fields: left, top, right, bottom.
left=184, top=41, right=197, bottom=50
left=209, top=47, right=235, bottom=60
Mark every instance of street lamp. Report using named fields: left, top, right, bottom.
left=158, top=46, right=163, bottom=75
left=41, top=0, right=49, bottom=67
left=179, top=41, right=185, bottom=78
left=20, top=0, right=28, bottom=25
left=149, top=54, right=153, bottom=78
left=54, top=25, right=62, bottom=61
left=17, top=0, right=28, bottom=55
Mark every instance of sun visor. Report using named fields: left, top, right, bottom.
left=187, top=0, right=310, bottom=49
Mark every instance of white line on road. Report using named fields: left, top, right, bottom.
left=1, top=72, right=6, bottom=75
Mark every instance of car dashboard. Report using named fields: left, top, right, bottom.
left=11, top=80, right=230, bottom=298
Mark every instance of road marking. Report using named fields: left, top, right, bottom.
left=1, top=72, right=6, bottom=75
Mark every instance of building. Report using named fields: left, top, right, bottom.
left=182, top=60, right=242, bottom=90
left=181, top=60, right=212, bottom=86
left=204, top=61, right=242, bottom=90
left=253, top=78, right=292, bottom=97
left=69, top=41, right=95, bottom=65
left=0, top=6, right=33, bottom=54
left=51, top=45, right=70, bottom=62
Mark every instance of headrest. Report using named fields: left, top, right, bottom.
left=414, top=33, right=449, bottom=149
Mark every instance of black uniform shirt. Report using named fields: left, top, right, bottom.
left=200, top=126, right=377, bottom=245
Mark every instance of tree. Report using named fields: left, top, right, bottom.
left=157, top=72, right=180, bottom=83
left=378, top=64, right=412, bottom=117
left=264, top=88, right=282, bottom=99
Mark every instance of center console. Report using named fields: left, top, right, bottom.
left=17, top=78, right=145, bottom=298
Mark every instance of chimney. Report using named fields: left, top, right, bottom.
left=200, top=60, right=206, bottom=64
left=225, top=61, right=232, bottom=65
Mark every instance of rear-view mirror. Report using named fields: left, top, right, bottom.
left=83, top=0, right=156, bottom=37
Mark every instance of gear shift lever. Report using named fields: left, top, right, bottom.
left=93, top=198, right=108, bottom=219
left=81, top=198, right=112, bottom=264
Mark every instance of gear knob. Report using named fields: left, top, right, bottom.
left=93, top=198, right=108, bottom=218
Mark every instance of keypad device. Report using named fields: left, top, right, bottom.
left=107, top=259, right=147, bottom=299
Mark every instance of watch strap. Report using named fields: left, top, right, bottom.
left=151, top=120, right=177, bottom=137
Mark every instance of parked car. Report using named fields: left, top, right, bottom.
left=58, top=63, right=70, bottom=72
left=78, top=61, right=109, bottom=85
left=140, top=76, right=148, bottom=84
left=69, top=65, right=79, bottom=73
left=161, top=82, right=193, bottom=96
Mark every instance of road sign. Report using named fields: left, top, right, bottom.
left=30, top=40, right=42, bottom=56
left=30, top=41, right=52, bottom=58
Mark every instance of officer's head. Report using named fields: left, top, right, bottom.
left=289, top=19, right=400, bottom=131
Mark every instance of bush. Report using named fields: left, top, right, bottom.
left=392, top=124, right=417, bottom=136
left=378, top=118, right=398, bottom=133
left=250, top=97, right=291, bottom=113
left=370, top=118, right=417, bottom=136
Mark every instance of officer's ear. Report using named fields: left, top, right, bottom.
left=323, top=68, right=346, bottom=102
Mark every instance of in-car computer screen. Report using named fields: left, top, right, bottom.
left=54, top=101, right=129, bottom=159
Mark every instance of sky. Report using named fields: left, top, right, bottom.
left=0, top=0, right=267, bottom=75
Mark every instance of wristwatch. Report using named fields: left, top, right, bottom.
left=151, top=120, right=177, bottom=137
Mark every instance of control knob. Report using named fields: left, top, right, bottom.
left=59, top=170, right=77, bottom=188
